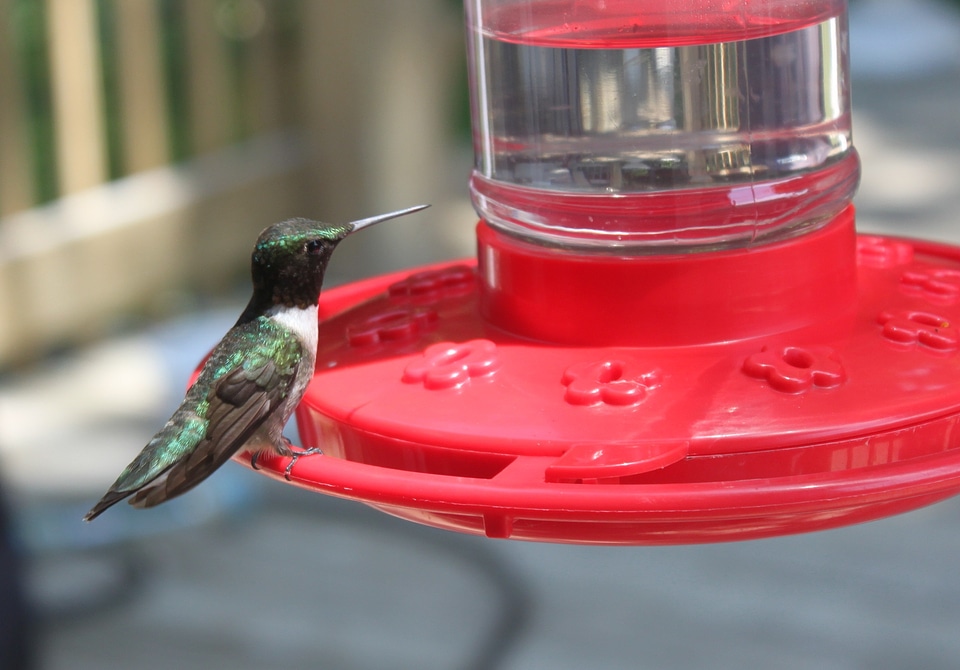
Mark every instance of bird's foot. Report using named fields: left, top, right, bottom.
left=284, top=446, right=323, bottom=481
left=252, top=438, right=295, bottom=470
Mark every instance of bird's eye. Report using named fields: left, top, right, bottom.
left=305, top=239, right=323, bottom=255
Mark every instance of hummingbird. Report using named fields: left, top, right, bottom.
left=84, top=204, right=429, bottom=521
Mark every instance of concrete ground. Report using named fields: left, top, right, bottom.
left=3, top=4, right=960, bottom=668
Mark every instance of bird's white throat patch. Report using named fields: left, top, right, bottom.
left=266, top=303, right=319, bottom=352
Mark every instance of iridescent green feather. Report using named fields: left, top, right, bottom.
left=105, top=316, right=301, bottom=493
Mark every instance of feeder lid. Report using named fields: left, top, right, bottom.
left=235, top=213, right=960, bottom=544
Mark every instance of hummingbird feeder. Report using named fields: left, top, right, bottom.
left=239, top=0, right=960, bottom=544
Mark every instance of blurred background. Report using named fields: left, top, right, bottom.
left=0, top=0, right=959, bottom=668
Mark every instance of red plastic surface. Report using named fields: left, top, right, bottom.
left=478, top=206, right=859, bottom=346
left=230, top=207, right=960, bottom=544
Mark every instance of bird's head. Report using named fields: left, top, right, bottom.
left=249, top=205, right=429, bottom=310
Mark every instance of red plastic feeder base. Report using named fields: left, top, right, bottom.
left=239, top=206, right=960, bottom=544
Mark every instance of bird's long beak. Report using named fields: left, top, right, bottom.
left=349, top=204, right=430, bottom=234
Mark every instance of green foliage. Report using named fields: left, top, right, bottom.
left=9, top=0, right=56, bottom=204
left=157, top=0, right=192, bottom=163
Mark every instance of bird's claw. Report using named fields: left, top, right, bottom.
left=250, top=437, right=293, bottom=471
left=284, top=447, right=323, bottom=481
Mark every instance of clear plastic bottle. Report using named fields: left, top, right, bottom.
left=465, top=0, right=860, bottom=252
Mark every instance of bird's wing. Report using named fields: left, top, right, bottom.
left=82, top=404, right=210, bottom=520
left=84, top=319, right=303, bottom=519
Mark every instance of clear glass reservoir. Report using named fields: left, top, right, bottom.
left=465, top=0, right=860, bottom=251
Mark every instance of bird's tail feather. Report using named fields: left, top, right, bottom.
left=83, top=490, right=134, bottom=522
